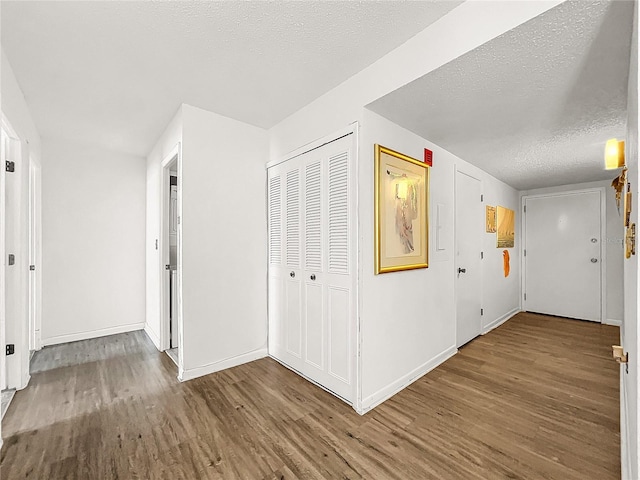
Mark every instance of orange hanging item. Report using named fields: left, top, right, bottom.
left=503, top=250, right=510, bottom=277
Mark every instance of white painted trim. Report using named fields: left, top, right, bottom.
left=1, top=114, right=32, bottom=392
left=0, top=124, right=8, bottom=394
left=621, top=367, right=632, bottom=480
left=28, top=156, right=42, bottom=352
left=521, top=187, right=607, bottom=323
left=18, top=374, right=30, bottom=391
left=603, top=318, right=623, bottom=327
left=158, top=143, right=184, bottom=377
left=266, top=123, right=357, bottom=169
left=358, top=346, right=457, bottom=414
left=482, top=308, right=521, bottom=334
left=144, top=324, right=161, bottom=350
left=354, top=121, right=363, bottom=414
left=41, top=323, right=145, bottom=346
left=599, top=187, right=607, bottom=324
left=178, top=348, right=268, bottom=382
left=159, top=143, right=181, bottom=352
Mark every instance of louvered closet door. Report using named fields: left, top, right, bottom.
left=267, top=134, right=355, bottom=403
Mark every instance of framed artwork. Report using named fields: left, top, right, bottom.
left=496, top=205, right=515, bottom=248
left=486, top=205, right=496, bottom=233
left=375, top=144, right=429, bottom=274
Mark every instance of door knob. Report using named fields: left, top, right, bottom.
left=290, top=271, right=295, bottom=278
left=458, top=268, right=466, bottom=274
left=310, top=274, right=316, bottom=281
left=591, top=258, right=598, bottom=263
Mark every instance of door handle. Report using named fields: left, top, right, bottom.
left=290, top=271, right=295, bottom=278
left=310, top=274, right=316, bottom=281
left=591, top=258, right=598, bottom=263
left=458, top=268, right=466, bottom=274
left=165, top=264, right=171, bottom=270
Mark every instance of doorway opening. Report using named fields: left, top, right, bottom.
left=160, top=146, right=182, bottom=372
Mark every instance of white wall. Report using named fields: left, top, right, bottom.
left=358, top=110, right=520, bottom=411
left=41, top=138, right=146, bottom=344
left=1, top=49, right=42, bottom=390
left=269, top=1, right=562, bottom=160
left=179, top=104, right=268, bottom=379
left=521, top=180, right=624, bottom=324
left=622, top=1, right=639, bottom=478
left=461, top=157, right=521, bottom=334
left=145, top=107, right=183, bottom=348
left=267, top=3, right=554, bottom=412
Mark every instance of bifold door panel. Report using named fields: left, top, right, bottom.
left=267, top=134, right=355, bottom=402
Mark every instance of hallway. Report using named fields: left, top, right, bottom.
left=0, top=312, right=620, bottom=479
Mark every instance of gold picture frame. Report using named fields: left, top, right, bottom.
left=374, top=144, right=429, bottom=274
left=486, top=205, right=497, bottom=233
left=496, top=205, right=515, bottom=248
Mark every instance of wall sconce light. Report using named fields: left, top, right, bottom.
left=605, top=138, right=625, bottom=170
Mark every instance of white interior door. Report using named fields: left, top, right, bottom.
left=2, top=126, right=21, bottom=389
left=524, top=191, right=602, bottom=321
left=0, top=128, right=7, bottom=391
left=455, top=171, right=483, bottom=347
left=268, top=133, right=355, bottom=403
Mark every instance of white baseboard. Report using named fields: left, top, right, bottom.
left=603, top=318, right=622, bottom=327
left=358, top=346, right=457, bottom=414
left=18, top=374, right=31, bottom=391
left=482, top=308, right=521, bottom=335
left=621, top=370, right=633, bottom=480
left=143, top=325, right=161, bottom=350
left=178, top=348, right=268, bottom=382
left=41, top=322, right=145, bottom=346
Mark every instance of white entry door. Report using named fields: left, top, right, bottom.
left=524, top=191, right=602, bottom=321
left=455, top=171, right=483, bottom=347
left=268, top=133, right=356, bottom=403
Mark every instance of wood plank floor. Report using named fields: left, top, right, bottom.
left=1, top=312, right=620, bottom=479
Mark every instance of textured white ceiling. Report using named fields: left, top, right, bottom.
left=1, top=0, right=462, bottom=156
left=368, top=0, right=633, bottom=190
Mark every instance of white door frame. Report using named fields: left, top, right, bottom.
left=266, top=123, right=361, bottom=412
left=521, top=187, right=607, bottom=323
left=28, top=155, right=42, bottom=351
left=159, top=143, right=183, bottom=373
left=1, top=113, right=31, bottom=391
left=0, top=125, right=7, bottom=393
